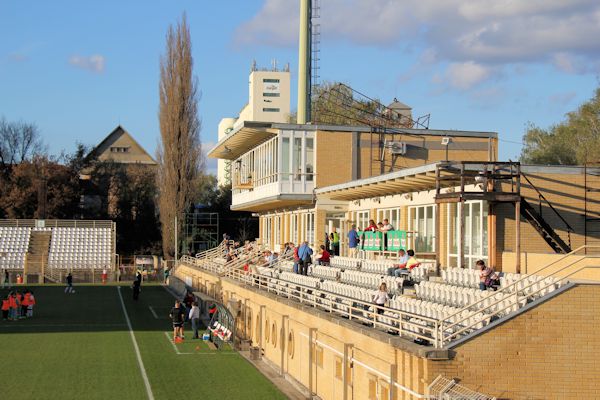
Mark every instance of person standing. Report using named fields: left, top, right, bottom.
left=170, top=300, right=185, bottom=342
left=348, top=225, right=360, bottom=258
left=2, top=269, right=9, bottom=289
left=26, top=290, right=35, bottom=317
left=297, top=241, right=313, bottom=276
left=372, top=282, right=389, bottom=316
left=101, top=267, right=108, bottom=284
left=189, top=301, right=200, bottom=339
left=132, top=279, right=141, bottom=301
left=65, top=273, right=74, bottom=294
left=330, top=228, right=340, bottom=256
left=8, top=292, right=17, bottom=321
left=164, top=267, right=170, bottom=284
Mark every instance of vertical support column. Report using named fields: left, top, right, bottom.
left=297, top=0, right=312, bottom=124
left=389, top=363, right=397, bottom=400
left=488, top=204, right=496, bottom=269
left=260, top=305, right=266, bottom=353
left=308, top=327, right=317, bottom=397
left=343, top=343, right=353, bottom=400
left=515, top=200, right=521, bottom=274
left=435, top=203, right=441, bottom=275
left=281, top=315, right=288, bottom=376
left=459, top=200, right=465, bottom=269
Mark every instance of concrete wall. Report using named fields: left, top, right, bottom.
left=429, top=284, right=600, bottom=399
left=175, top=263, right=600, bottom=399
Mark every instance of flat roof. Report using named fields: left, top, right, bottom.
left=207, top=121, right=498, bottom=160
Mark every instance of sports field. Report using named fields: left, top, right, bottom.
left=0, top=284, right=286, bottom=400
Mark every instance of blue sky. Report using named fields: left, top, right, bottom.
left=2, top=0, right=600, bottom=174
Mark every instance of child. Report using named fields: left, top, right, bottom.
left=27, top=290, right=35, bottom=317
left=8, top=292, right=17, bottom=321
left=1, top=295, right=9, bottom=320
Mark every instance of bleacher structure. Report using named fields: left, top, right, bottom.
left=0, top=220, right=116, bottom=282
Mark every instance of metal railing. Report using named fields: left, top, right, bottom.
left=435, top=245, right=600, bottom=347
left=0, top=219, right=114, bottom=229
left=179, top=254, right=440, bottom=344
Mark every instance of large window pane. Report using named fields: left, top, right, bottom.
left=306, top=138, right=314, bottom=181
left=281, top=137, right=290, bottom=179
left=293, top=137, right=302, bottom=180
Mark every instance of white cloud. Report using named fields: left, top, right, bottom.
left=69, top=54, right=105, bottom=73
left=235, top=0, right=600, bottom=85
left=444, top=62, right=491, bottom=90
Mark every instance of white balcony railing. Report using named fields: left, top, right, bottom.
left=232, top=172, right=314, bottom=207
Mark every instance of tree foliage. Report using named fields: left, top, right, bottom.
left=157, top=14, right=204, bottom=258
left=521, top=88, right=600, bottom=165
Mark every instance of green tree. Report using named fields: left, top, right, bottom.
left=521, top=88, right=600, bottom=164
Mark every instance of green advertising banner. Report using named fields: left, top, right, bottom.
left=357, top=230, right=407, bottom=251
left=386, top=230, right=407, bottom=251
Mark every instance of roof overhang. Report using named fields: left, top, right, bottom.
left=231, top=194, right=314, bottom=212
left=315, top=163, right=456, bottom=201
left=208, top=121, right=278, bottom=160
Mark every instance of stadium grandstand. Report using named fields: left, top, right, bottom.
left=0, top=219, right=116, bottom=283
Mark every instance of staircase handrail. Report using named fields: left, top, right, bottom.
left=437, top=245, right=600, bottom=346
left=521, top=172, right=574, bottom=241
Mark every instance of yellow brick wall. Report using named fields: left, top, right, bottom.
left=315, top=131, right=353, bottom=188
left=429, top=284, right=600, bottom=399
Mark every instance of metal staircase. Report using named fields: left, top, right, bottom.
left=519, top=197, right=572, bottom=253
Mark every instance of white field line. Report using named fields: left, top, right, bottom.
left=162, top=332, right=237, bottom=355
left=0, top=323, right=127, bottom=328
left=117, top=286, right=155, bottom=400
left=148, top=306, right=159, bottom=319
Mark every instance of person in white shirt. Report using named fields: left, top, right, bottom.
left=380, top=219, right=394, bottom=232
left=372, top=282, right=389, bottom=315
left=188, top=301, right=201, bottom=339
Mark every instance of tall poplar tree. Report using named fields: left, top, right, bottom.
left=157, top=14, right=203, bottom=258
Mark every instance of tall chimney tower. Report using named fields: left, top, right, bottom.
left=297, top=0, right=312, bottom=124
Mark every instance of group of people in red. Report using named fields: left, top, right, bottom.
left=2, top=289, right=36, bottom=321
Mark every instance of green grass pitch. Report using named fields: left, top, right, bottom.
left=0, top=284, right=287, bottom=400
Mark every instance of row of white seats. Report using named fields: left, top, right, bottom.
left=330, top=256, right=361, bottom=270
left=339, top=270, right=404, bottom=292
left=311, top=265, right=340, bottom=280
left=441, top=267, right=481, bottom=288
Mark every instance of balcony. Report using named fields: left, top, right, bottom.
left=232, top=172, right=314, bottom=211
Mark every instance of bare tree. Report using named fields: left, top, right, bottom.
left=0, top=117, right=46, bottom=168
left=157, top=14, right=204, bottom=258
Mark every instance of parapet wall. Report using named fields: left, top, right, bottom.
left=175, top=263, right=600, bottom=400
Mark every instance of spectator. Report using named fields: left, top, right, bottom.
left=170, top=300, right=185, bottom=342
left=348, top=224, right=360, bottom=258
left=292, top=243, right=300, bottom=274
left=21, top=289, right=31, bottom=318
left=324, top=233, right=330, bottom=254
left=330, top=228, right=340, bottom=256
left=380, top=219, right=394, bottom=232
left=316, top=245, right=330, bottom=266
left=102, top=267, right=108, bottom=284
left=364, top=219, right=378, bottom=232
left=8, top=292, right=17, bottom=321
left=189, top=301, right=200, bottom=339
left=477, top=260, right=494, bottom=290
left=406, top=250, right=421, bottom=270
left=372, top=282, right=389, bottom=315
left=297, top=241, right=313, bottom=276
left=387, top=249, right=409, bottom=277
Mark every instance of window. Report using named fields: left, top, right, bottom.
left=272, top=322, right=277, bottom=347
left=263, top=92, right=280, bottom=97
left=303, top=212, right=315, bottom=246
left=377, top=207, right=400, bottom=229
left=287, top=331, right=295, bottom=358
left=263, top=107, right=280, bottom=112
left=263, top=78, right=280, bottom=83
left=265, top=318, right=270, bottom=342
left=313, top=344, right=324, bottom=368
left=409, top=205, right=436, bottom=252
left=305, top=138, right=314, bottom=181
left=354, top=210, right=370, bottom=231
left=335, top=356, right=343, bottom=380
left=273, top=215, right=281, bottom=248
left=110, top=146, right=130, bottom=153
left=447, top=201, right=488, bottom=268
left=290, top=214, right=298, bottom=244
left=368, top=375, right=378, bottom=400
